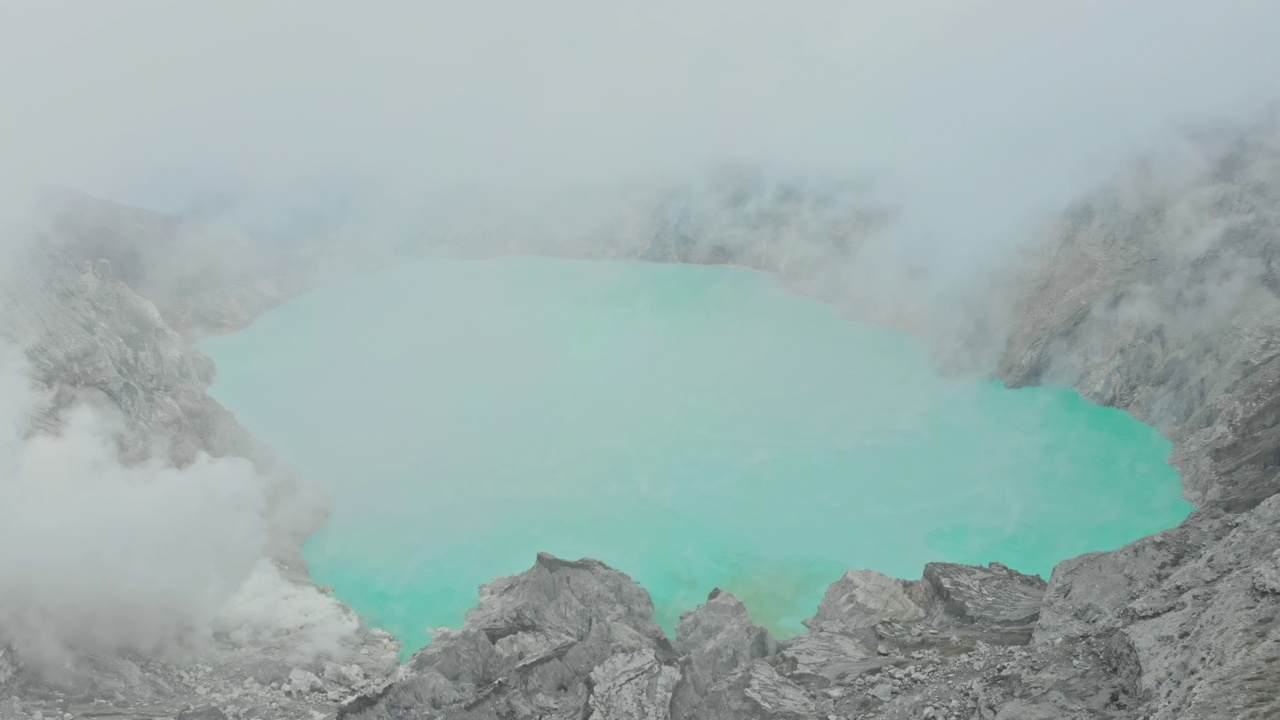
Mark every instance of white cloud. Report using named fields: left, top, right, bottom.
left=214, top=559, right=360, bottom=663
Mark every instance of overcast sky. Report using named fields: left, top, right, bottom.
left=1, top=1, right=1278, bottom=238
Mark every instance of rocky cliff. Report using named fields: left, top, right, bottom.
left=3, top=122, right=1280, bottom=719
left=347, top=554, right=1058, bottom=720
left=1001, top=121, right=1280, bottom=511
left=992, top=120, right=1280, bottom=719
left=0, top=232, right=326, bottom=565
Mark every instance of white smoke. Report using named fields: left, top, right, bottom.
left=0, top=343, right=268, bottom=671
left=215, top=559, right=360, bottom=663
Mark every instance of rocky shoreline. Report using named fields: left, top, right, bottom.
left=347, top=554, right=1055, bottom=720
left=3, top=124, right=1279, bottom=719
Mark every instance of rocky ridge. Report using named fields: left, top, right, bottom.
left=347, top=554, right=1059, bottom=720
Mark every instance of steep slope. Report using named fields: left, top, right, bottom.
left=1002, top=121, right=1280, bottom=510
left=0, top=236, right=326, bottom=560
left=992, top=120, right=1280, bottom=719
left=2, top=239, right=261, bottom=466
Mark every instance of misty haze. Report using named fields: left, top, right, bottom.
left=1, top=4, right=1279, bottom=720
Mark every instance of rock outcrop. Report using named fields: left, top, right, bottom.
left=352, top=553, right=677, bottom=719
left=923, top=563, right=1046, bottom=629
left=1025, top=497, right=1280, bottom=719
left=675, top=589, right=775, bottom=697
left=1, top=241, right=244, bottom=466
left=347, top=556, right=1055, bottom=720
left=803, top=569, right=928, bottom=635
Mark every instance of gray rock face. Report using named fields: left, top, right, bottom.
left=671, top=589, right=775, bottom=719
left=999, top=120, right=1280, bottom=512
left=775, top=630, right=874, bottom=684
left=1035, top=498, right=1280, bottom=720
left=990, top=121, right=1280, bottom=720
left=923, top=562, right=1046, bottom=628
left=350, top=555, right=1060, bottom=720
left=350, top=553, right=677, bottom=719
left=709, top=661, right=816, bottom=720
left=2, top=241, right=237, bottom=467
left=800, top=563, right=1045, bottom=652
left=803, top=568, right=928, bottom=635
left=674, top=588, right=775, bottom=697
left=587, top=650, right=680, bottom=720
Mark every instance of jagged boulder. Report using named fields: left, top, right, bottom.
left=674, top=589, right=774, bottom=696
left=775, top=631, right=876, bottom=685
left=923, top=562, right=1046, bottom=628
left=350, top=553, right=678, bottom=719
left=587, top=650, right=679, bottom=720
left=670, top=589, right=775, bottom=718
left=804, top=568, right=930, bottom=634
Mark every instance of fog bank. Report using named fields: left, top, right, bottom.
left=3, top=2, right=1279, bottom=267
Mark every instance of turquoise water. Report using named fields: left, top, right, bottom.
left=202, top=257, right=1192, bottom=658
